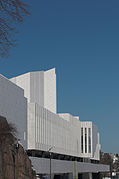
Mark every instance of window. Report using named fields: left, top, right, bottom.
left=81, top=128, right=83, bottom=153
left=88, top=128, right=91, bottom=153
left=85, top=128, right=87, bottom=153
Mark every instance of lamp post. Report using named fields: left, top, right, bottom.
left=50, top=152, right=51, bottom=179
left=48, top=146, right=55, bottom=179
left=110, top=164, right=112, bottom=179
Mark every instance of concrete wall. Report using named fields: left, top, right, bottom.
left=0, top=74, right=27, bottom=148
left=30, top=157, right=110, bottom=174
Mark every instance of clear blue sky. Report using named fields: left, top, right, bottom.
left=0, top=0, right=119, bottom=154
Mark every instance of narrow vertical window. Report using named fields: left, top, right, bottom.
left=85, top=128, right=87, bottom=153
left=88, top=128, right=91, bottom=153
left=81, top=128, right=83, bottom=153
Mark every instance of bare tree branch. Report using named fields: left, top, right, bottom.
left=0, top=0, right=30, bottom=57
left=0, top=116, right=17, bottom=144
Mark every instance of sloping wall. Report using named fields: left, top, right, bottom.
left=0, top=74, right=27, bottom=148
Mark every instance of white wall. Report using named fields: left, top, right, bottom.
left=58, top=113, right=81, bottom=156
left=27, top=104, right=100, bottom=160
left=28, top=103, right=81, bottom=157
left=92, top=124, right=100, bottom=160
left=10, top=68, right=56, bottom=114
left=11, top=72, right=30, bottom=103
left=80, top=122, right=100, bottom=160
left=44, top=68, right=56, bottom=113
left=30, top=71, right=44, bottom=106
left=80, top=122, right=92, bottom=158
left=0, top=74, right=27, bottom=148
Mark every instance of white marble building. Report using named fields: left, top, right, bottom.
left=0, top=68, right=109, bottom=178
left=10, top=68, right=100, bottom=161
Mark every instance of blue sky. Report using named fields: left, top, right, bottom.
left=0, top=0, right=119, bottom=153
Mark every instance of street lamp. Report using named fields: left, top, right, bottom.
left=48, top=146, right=55, bottom=179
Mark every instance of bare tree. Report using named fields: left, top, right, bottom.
left=100, top=152, right=114, bottom=178
left=0, top=0, right=30, bottom=57
left=0, top=116, right=17, bottom=143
